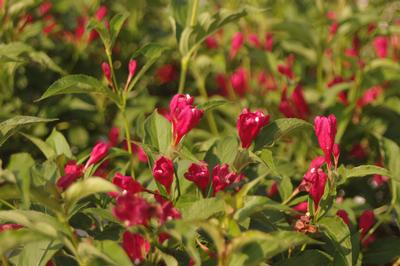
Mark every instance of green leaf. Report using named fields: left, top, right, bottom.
left=37, top=75, right=120, bottom=105
left=275, top=250, right=332, bottom=266
left=197, top=99, right=228, bottom=111
left=64, top=177, right=117, bottom=213
left=143, top=111, right=172, bottom=155
left=20, top=133, right=55, bottom=159
left=254, top=118, right=312, bottom=151
left=0, top=229, right=49, bottom=255
left=109, top=13, right=129, bottom=47
left=341, top=165, right=391, bottom=182
left=45, top=129, right=72, bottom=158
left=179, top=197, right=224, bottom=220
left=215, top=136, right=238, bottom=165
left=252, top=149, right=280, bottom=177
left=94, top=240, right=134, bottom=266
left=0, top=116, right=57, bottom=146
left=87, top=19, right=111, bottom=49
left=17, top=240, right=63, bottom=266
left=318, top=216, right=352, bottom=266
left=363, top=237, right=400, bottom=264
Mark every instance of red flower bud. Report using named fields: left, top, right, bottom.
left=230, top=67, right=249, bottom=97
left=237, top=108, right=270, bottom=149
left=333, top=143, right=340, bottom=167
left=299, top=156, right=327, bottom=208
left=153, top=156, right=174, bottom=194
left=248, top=33, right=261, bottom=48
left=39, top=2, right=52, bottom=16
left=155, top=64, right=177, bottom=84
left=101, top=62, right=112, bottom=83
left=359, top=210, right=376, bottom=246
left=205, top=36, right=218, bottom=49
left=56, top=161, right=84, bottom=190
left=159, top=201, right=181, bottom=224
left=108, top=127, right=120, bottom=147
left=314, top=114, right=337, bottom=166
left=184, top=163, right=210, bottom=194
left=0, top=224, right=23, bottom=232
left=85, top=142, right=110, bottom=169
left=293, top=201, right=308, bottom=213
left=128, top=59, right=137, bottom=81
left=264, top=32, right=273, bottom=51
left=212, top=164, right=245, bottom=195
left=373, top=36, right=389, bottom=58
left=230, top=32, right=244, bottom=59
left=109, top=173, right=142, bottom=198
left=279, top=85, right=310, bottom=120
left=336, top=209, right=350, bottom=225
left=356, top=86, right=382, bottom=108
left=122, top=231, right=150, bottom=264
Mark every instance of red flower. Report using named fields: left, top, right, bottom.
left=267, top=182, right=278, bottom=198
left=230, top=67, right=249, bottom=97
left=159, top=201, right=181, bottom=224
left=278, top=55, right=296, bottom=80
left=56, top=161, right=84, bottom=190
left=101, top=62, right=112, bottom=84
left=0, top=224, right=23, bottom=232
left=371, top=161, right=389, bottom=187
left=184, top=163, right=210, bottom=194
left=88, top=6, right=108, bottom=43
left=314, top=115, right=337, bottom=166
left=349, top=143, right=368, bottom=159
left=122, top=140, right=148, bottom=163
left=156, top=64, right=177, bottom=84
left=237, top=108, right=270, bottom=149
left=373, top=36, right=389, bottom=58
left=326, top=76, right=349, bottom=106
left=359, top=210, right=376, bottom=247
left=336, top=209, right=350, bottom=225
left=212, top=164, right=245, bottom=195
left=258, top=71, right=277, bottom=91
left=299, top=156, right=327, bottom=207
left=248, top=33, right=261, bottom=48
left=113, top=194, right=160, bottom=227
left=122, top=231, right=150, bottom=264
left=205, top=36, right=218, bottom=49
left=357, top=86, right=382, bottom=108
left=85, top=142, right=110, bottom=169
left=169, top=94, right=204, bottom=146
left=216, top=73, right=228, bottom=96
left=109, top=173, right=142, bottom=198
left=153, top=156, right=174, bottom=194
left=39, top=2, right=52, bottom=16
left=279, top=85, right=310, bottom=120
left=230, top=32, right=244, bottom=59
left=293, top=202, right=308, bottom=213
left=108, top=127, right=120, bottom=147
left=264, top=32, right=273, bottom=51
left=127, top=59, right=137, bottom=84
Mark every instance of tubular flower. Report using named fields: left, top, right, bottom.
left=237, top=108, right=270, bottom=149
left=109, top=173, right=142, bottom=198
left=230, top=32, right=244, bottom=59
left=373, top=36, right=389, bottom=58
left=85, top=142, right=110, bottom=169
left=184, top=162, right=210, bottom=194
left=212, top=164, right=245, bottom=195
left=279, top=85, right=310, bottom=120
left=230, top=67, right=249, bottom=97
left=108, top=127, right=120, bottom=147
left=127, top=59, right=137, bottom=85
left=264, top=32, right=273, bottom=51
left=101, top=62, right=112, bottom=84
left=56, top=161, right=84, bottom=190
left=0, top=224, right=23, bottom=232
left=359, top=210, right=376, bottom=246
left=299, top=156, right=327, bottom=208
left=356, top=86, right=383, bottom=108
left=169, top=94, right=204, bottom=146
left=122, top=231, right=150, bottom=264
left=153, top=156, right=174, bottom=194
left=314, top=115, right=337, bottom=166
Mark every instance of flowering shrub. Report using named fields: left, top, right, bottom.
left=0, top=1, right=400, bottom=266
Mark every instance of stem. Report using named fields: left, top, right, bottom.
left=0, top=199, right=16, bottom=209
left=178, top=56, right=189, bottom=94
left=282, top=188, right=300, bottom=205
left=190, top=0, right=200, bottom=27
left=1, top=256, right=9, bottom=266
left=197, top=78, right=219, bottom=135
left=105, top=48, right=119, bottom=92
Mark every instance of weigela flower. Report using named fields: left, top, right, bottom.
left=314, top=114, right=337, bottom=166
left=230, top=32, right=244, bottom=59
left=38, top=2, right=52, bottom=16
left=88, top=6, right=108, bottom=42
left=109, top=173, right=142, bottom=198
left=101, top=62, right=112, bottom=84
left=237, top=108, right=270, bottom=149
left=212, top=164, right=245, bottom=195
left=359, top=210, right=376, bottom=246
left=278, top=55, right=296, bottom=80
left=357, top=86, right=382, bottom=108
left=158, top=201, right=181, bottom=224
left=122, top=231, right=150, bottom=264
left=85, top=142, right=110, bottom=169
left=122, top=140, right=148, bottom=163
left=267, top=182, right=278, bottom=198
left=264, top=32, right=273, bottom=51
left=153, top=156, right=174, bottom=194
left=299, top=156, right=327, bottom=207
left=293, top=202, right=308, bottom=213
left=113, top=194, right=160, bottom=227
left=279, top=85, right=310, bottom=120
left=156, top=64, right=177, bottom=84
left=205, top=36, right=218, bottom=49
left=184, top=162, right=210, bottom=194
left=56, top=161, right=84, bottom=190
left=230, top=67, right=249, bottom=97
left=349, top=143, right=368, bottom=159
left=373, top=36, right=389, bottom=58
left=0, top=224, right=23, bottom=232
left=336, top=209, right=350, bottom=225
left=258, top=71, right=277, bottom=91
left=327, top=76, right=349, bottom=106
left=127, top=59, right=137, bottom=85
left=169, top=94, right=204, bottom=146
left=108, top=127, right=120, bottom=147
left=248, top=33, right=261, bottom=48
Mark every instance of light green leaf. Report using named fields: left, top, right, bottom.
left=0, top=229, right=49, bottom=255
left=87, top=19, right=111, bottom=49
left=109, top=13, right=130, bottom=47
left=341, top=165, right=391, bottom=183
left=45, top=129, right=72, bottom=158
left=197, top=99, right=228, bottom=111
left=20, top=133, right=55, bottom=159
left=94, top=240, right=134, bottom=266
left=143, top=111, right=172, bottom=155
left=179, top=197, right=224, bottom=220
left=215, top=136, right=238, bottom=165
left=17, top=240, right=63, bottom=266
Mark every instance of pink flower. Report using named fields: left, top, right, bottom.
left=277, top=62, right=295, bottom=80
left=237, top=108, right=270, bottom=149
left=169, top=94, right=204, bottom=146
left=293, top=202, right=308, bottom=213
left=359, top=210, right=376, bottom=246
left=299, top=156, right=327, bottom=207
left=264, top=32, right=273, bottom=51
left=326, top=11, right=336, bottom=20
left=88, top=6, right=108, bottom=43
left=373, top=36, right=389, bottom=58
left=230, top=32, right=244, bottom=59
left=314, top=115, right=337, bottom=166
left=56, top=161, right=84, bottom=190
left=127, top=59, right=137, bottom=83
left=108, top=127, right=120, bottom=147
left=101, top=62, right=112, bottom=84
left=279, top=85, right=310, bottom=120
left=230, top=67, right=249, bottom=97
left=216, top=73, right=228, bottom=96
left=85, top=142, right=110, bottom=169
left=371, top=161, right=389, bottom=187
left=39, top=2, right=52, bottom=16
left=326, top=76, right=349, bottom=105
left=267, top=182, right=278, bottom=198
left=357, top=86, right=382, bottom=108
left=109, top=173, right=142, bottom=198
left=333, top=143, right=340, bottom=167
left=153, top=156, right=174, bottom=194
left=205, top=36, right=218, bottom=49
left=258, top=71, right=277, bottom=91
left=122, top=231, right=150, bottom=264
left=184, top=163, right=210, bottom=194
left=113, top=194, right=160, bottom=227
left=336, top=210, right=350, bottom=225
left=156, top=64, right=177, bottom=84
left=158, top=201, right=181, bottom=224
left=248, top=33, right=261, bottom=48
left=212, top=164, right=245, bottom=195
left=132, top=144, right=148, bottom=163
left=0, top=224, right=23, bottom=232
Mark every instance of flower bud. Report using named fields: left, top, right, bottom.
left=230, top=32, right=244, bottom=59
left=184, top=163, right=210, bottom=194
left=122, top=231, right=150, bottom=264
left=85, top=142, right=110, bottom=169
left=314, top=114, right=337, bottom=166
left=153, top=156, right=174, bottom=194
left=101, top=62, right=112, bottom=83
left=237, top=108, right=270, bottom=149
left=212, top=164, right=245, bottom=195
left=109, top=172, right=142, bottom=198
left=56, top=161, right=84, bottom=190
left=128, top=59, right=137, bottom=81
left=373, top=36, right=388, bottom=58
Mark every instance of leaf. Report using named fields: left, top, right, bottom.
left=254, top=118, right=313, bottom=151
left=318, top=216, right=352, bottom=266
left=341, top=165, right=391, bottom=182
left=197, top=99, right=228, bottom=111
left=252, top=149, right=280, bottom=177
left=64, top=177, right=117, bottom=213
left=155, top=248, right=179, bottom=266
left=109, top=13, right=129, bottom=47
left=0, top=229, right=49, bottom=255
left=0, top=116, right=57, bottom=146
left=179, top=197, right=224, bottom=220
left=215, top=136, right=238, bottom=165
left=37, top=75, right=120, bottom=105
left=363, top=237, right=400, bottom=264
left=45, top=129, right=72, bottom=158
left=143, top=111, right=172, bottom=155
left=20, top=133, right=55, bottom=159
left=17, top=240, right=63, bottom=266
left=94, top=240, right=134, bottom=266
left=87, top=19, right=111, bottom=49
left=275, top=250, right=332, bottom=266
